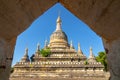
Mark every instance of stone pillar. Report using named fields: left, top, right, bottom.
left=0, top=37, right=16, bottom=80
left=103, top=38, right=120, bottom=80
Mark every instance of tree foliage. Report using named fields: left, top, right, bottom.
left=84, top=60, right=89, bottom=65
left=96, top=51, right=108, bottom=71
left=40, top=48, right=51, bottom=57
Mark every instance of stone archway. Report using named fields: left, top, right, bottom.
left=0, top=0, right=120, bottom=80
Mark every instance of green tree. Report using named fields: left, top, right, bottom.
left=40, top=48, right=51, bottom=57
left=96, top=51, right=108, bottom=71
left=84, top=60, right=89, bottom=65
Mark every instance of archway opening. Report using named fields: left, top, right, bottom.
left=10, top=3, right=109, bottom=80
left=12, top=3, right=105, bottom=66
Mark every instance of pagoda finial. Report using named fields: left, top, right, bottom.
left=56, top=14, right=62, bottom=31
left=88, top=46, right=96, bottom=62
left=25, top=47, right=28, bottom=56
left=77, top=43, right=84, bottom=56
left=78, top=43, right=81, bottom=51
left=56, top=16, right=61, bottom=23
left=89, top=46, right=95, bottom=59
left=36, top=42, right=40, bottom=52
left=44, top=39, right=48, bottom=48
left=20, top=47, right=30, bottom=62
left=70, top=40, right=73, bottom=49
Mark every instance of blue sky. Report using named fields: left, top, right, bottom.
left=12, top=3, right=104, bottom=66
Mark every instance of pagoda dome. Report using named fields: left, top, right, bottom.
left=48, top=16, right=69, bottom=49
left=50, top=30, right=68, bottom=43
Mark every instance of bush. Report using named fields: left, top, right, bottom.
left=40, top=48, right=51, bottom=57
left=84, top=60, right=88, bottom=65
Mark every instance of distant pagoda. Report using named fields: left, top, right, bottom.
left=10, top=16, right=109, bottom=80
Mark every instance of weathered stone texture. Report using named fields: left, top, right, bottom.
left=0, top=0, right=57, bottom=40
left=0, top=0, right=120, bottom=80
left=103, top=38, right=120, bottom=80
left=0, top=37, right=16, bottom=80
left=60, top=0, right=120, bottom=41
